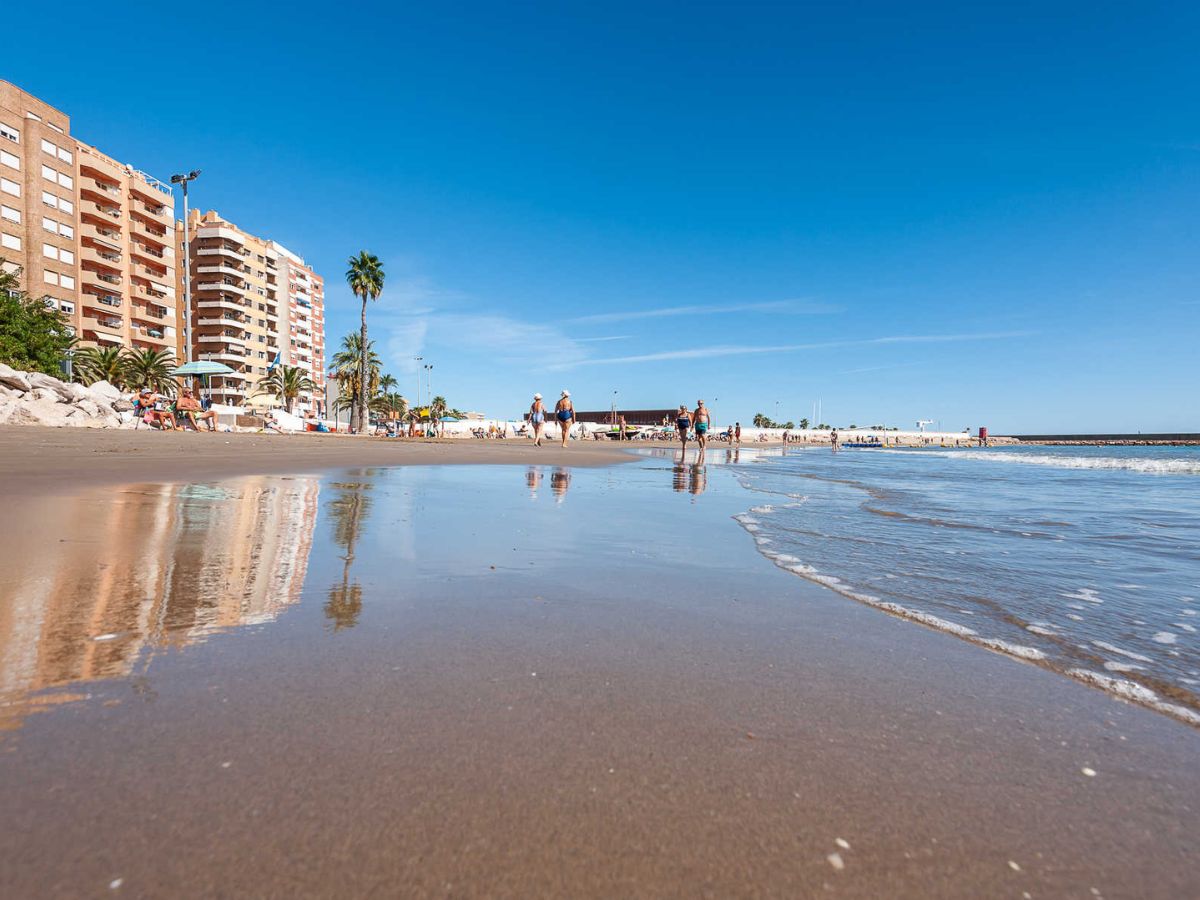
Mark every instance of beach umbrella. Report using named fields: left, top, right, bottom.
left=171, top=361, right=234, bottom=376
left=439, top=416, right=461, bottom=422
left=170, top=361, right=236, bottom=401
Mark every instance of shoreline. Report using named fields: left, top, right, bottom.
left=1, top=453, right=1198, bottom=895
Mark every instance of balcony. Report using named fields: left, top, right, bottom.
left=85, top=222, right=122, bottom=242
left=133, top=242, right=165, bottom=259
left=202, top=351, right=247, bottom=364
left=132, top=303, right=168, bottom=323
left=89, top=200, right=122, bottom=219
left=197, top=315, right=244, bottom=326
left=196, top=279, right=245, bottom=295
left=198, top=333, right=247, bottom=346
left=133, top=215, right=168, bottom=239
left=197, top=264, right=248, bottom=278
left=85, top=293, right=122, bottom=309
left=136, top=200, right=168, bottom=218
left=196, top=297, right=248, bottom=314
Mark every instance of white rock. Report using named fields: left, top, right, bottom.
left=88, top=380, right=123, bottom=401
left=0, top=367, right=31, bottom=393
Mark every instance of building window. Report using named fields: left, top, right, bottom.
left=60, top=300, right=75, bottom=314
left=60, top=249, right=74, bottom=265
left=61, top=276, right=75, bottom=291
left=0, top=150, right=18, bottom=170
left=1, top=177, right=19, bottom=197
left=43, top=243, right=58, bottom=260
left=57, top=146, right=72, bottom=164
left=41, top=164, right=57, bottom=182
left=44, top=270, right=59, bottom=285
left=57, top=172, right=72, bottom=190
left=0, top=205, right=19, bottom=224
left=42, top=191, right=56, bottom=208
left=0, top=122, right=18, bottom=143
left=42, top=217, right=57, bottom=233
left=1, top=232, right=21, bottom=251
left=59, top=198, right=72, bottom=215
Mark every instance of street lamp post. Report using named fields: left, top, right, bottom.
left=412, top=357, right=423, bottom=410
left=169, top=170, right=201, bottom=365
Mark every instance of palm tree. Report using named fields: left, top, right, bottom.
left=799, top=417, right=810, bottom=430
left=122, top=347, right=178, bottom=395
left=253, top=365, right=317, bottom=414
left=345, top=252, right=385, bottom=433
left=329, top=332, right=381, bottom=427
left=378, top=373, right=397, bottom=397
left=428, top=395, right=448, bottom=435
left=73, top=346, right=127, bottom=388
left=324, top=480, right=373, bottom=631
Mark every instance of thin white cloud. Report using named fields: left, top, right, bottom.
left=559, top=331, right=1033, bottom=368
left=571, top=299, right=836, bottom=324
left=575, top=334, right=632, bottom=342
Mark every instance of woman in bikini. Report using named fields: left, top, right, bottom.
left=555, top=390, right=575, bottom=447
left=529, top=393, right=546, bottom=446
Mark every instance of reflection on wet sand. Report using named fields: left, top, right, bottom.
left=550, top=467, right=571, bottom=502
left=324, top=480, right=373, bottom=631
left=525, top=466, right=543, bottom=498
left=672, top=463, right=707, bottom=496
left=0, top=477, right=319, bottom=732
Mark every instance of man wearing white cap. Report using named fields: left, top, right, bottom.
left=529, top=393, right=546, bottom=446
left=555, top=390, right=575, bottom=448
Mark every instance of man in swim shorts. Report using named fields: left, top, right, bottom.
left=692, top=400, right=711, bottom=455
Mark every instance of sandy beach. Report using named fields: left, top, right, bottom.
left=1, top=437, right=1197, bottom=898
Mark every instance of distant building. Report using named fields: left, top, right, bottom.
left=0, top=79, right=180, bottom=358
left=179, top=211, right=326, bottom=413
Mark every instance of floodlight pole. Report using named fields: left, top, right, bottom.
left=170, top=171, right=201, bottom=365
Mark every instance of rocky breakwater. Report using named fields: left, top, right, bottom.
left=0, top=363, right=133, bottom=428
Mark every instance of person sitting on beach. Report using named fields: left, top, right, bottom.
left=136, top=388, right=178, bottom=430
left=529, top=393, right=546, bottom=447
left=675, top=404, right=691, bottom=453
left=555, top=390, right=575, bottom=447
left=175, top=389, right=217, bottom=432
left=692, top=400, right=711, bottom=454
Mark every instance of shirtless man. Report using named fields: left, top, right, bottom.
left=692, top=400, right=711, bottom=457
left=176, top=389, right=217, bottom=432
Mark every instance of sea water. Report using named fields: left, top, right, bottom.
left=727, top=444, right=1200, bottom=722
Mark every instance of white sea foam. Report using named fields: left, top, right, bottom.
left=898, top=450, right=1200, bottom=476
left=1152, top=632, right=1177, bottom=645
left=1103, top=662, right=1144, bottom=673
left=1068, top=669, right=1200, bottom=726
left=1175, top=623, right=1196, bottom=633
left=1092, top=641, right=1153, bottom=663
left=978, top=639, right=1046, bottom=660
left=1062, top=588, right=1102, bottom=604
left=1026, top=625, right=1057, bottom=636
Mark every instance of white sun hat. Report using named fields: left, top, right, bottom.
left=561, top=389, right=570, bottom=397
left=534, top=392, right=542, bottom=399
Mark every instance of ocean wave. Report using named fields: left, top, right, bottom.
left=903, top=450, right=1200, bottom=475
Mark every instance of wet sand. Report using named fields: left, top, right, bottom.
left=1, top=459, right=1198, bottom=897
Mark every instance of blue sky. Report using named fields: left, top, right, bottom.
left=7, top=1, right=1197, bottom=431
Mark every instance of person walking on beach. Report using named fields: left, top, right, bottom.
left=830, top=428, right=839, bottom=451
left=692, top=400, right=711, bottom=457
left=529, top=393, right=546, bottom=446
left=676, top=404, right=691, bottom=455
left=555, top=390, right=575, bottom=447
left=734, top=422, right=741, bottom=446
